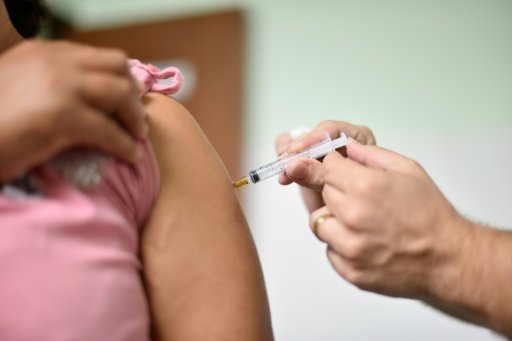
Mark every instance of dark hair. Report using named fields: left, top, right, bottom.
left=4, top=0, right=49, bottom=38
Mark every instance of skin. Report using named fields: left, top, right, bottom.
left=276, top=120, right=512, bottom=337
left=142, top=93, right=273, bottom=340
left=275, top=120, right=376, bottom=213
left=0, top=2, right=147, bottom=183
left=0, top=3, right=273, bottom=338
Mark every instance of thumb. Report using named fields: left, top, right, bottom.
left=286, top=158, right=325, bottom=192
left=347, top=142, right=417, bottom=173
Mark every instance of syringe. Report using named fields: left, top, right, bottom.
left=232, top=133, right=348, bottom=188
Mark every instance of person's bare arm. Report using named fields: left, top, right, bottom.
left=141, top=93, right=273, bottom=341
left=301, top=142, right=512, bottom=338
left=425, top=222, right=512, bottom=337
left=277, top=121, right=512, bottom=336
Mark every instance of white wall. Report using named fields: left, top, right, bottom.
left=244, top=2, right=512, bottom=340
left=46, top=0, right=241, bottom=30
left=47, top=0, right=512, bottom=339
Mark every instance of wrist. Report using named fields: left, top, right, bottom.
left=425, top=217, right=509, bottom=330
left=425, top=215, right=480, bottom=301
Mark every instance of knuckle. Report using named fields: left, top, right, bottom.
left=20, top=39, right=42, bottom=53
left=80, top=47, right=97, bottom=62
left=80, top=45, right=103, bottom=62
left=318, top=183, right=339, bottom=204
left=353, top=127, right=363, bottom=142
left=360, top=125, right=376, bottom=145
left=351, top=124, right=375, bottom=145
left=111, top=49, right=128, bottom=60
left=317, top=120, right=340, bottom=136
left=30, top=45, right=54, bottom=65
left=52, top=40, right=79, bottom=54
left=343, top=204, right=365, bottom=227
left=353, top=177, right=374, bottom=195
left=108, top=49, right=129, bottom=68
left=318, top=119, right=337, bottom=128
left=117, top=79, right=133, bottom=96
left=321, top=184, right=334, bottom=202
left=323, top=152, right=341, bottom=173
left=54, top=39, right=72, bottom=48
left=355, top=175, right=386, bottom=194
left=342, top=267, right=364, bottom=286
left=107, top=83, right=133, bottom=105
left=407, top=158, right=423, bottom=172
left=49, top=96, right=74, bottom=121
left=343, top=239, right=365, bottom=261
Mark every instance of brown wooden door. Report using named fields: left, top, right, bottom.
left=55, top=10, right=244, bottom=178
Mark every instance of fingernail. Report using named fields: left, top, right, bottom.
left=279, top=152, right=288, bottom=159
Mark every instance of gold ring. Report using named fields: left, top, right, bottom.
left=312, top=213, right=335, bottom=235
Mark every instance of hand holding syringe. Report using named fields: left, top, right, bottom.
left=232, top=133, right=348, bottom=188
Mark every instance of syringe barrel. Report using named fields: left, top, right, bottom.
left=248, top=134, right=347, bottom=183
left=249, top=157, right=293, bottom=183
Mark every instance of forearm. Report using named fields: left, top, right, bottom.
left=426, top=220, right=512, bottom=337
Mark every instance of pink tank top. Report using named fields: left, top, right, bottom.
left=0, top=61, right=184, bottom=341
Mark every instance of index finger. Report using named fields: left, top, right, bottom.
left=287, top=120, right=376, bottom=155
left=80, top=72, right=148, bottom=139
left=317, top=120, right=376, bottom=145
left=275, top=132, right=294, bottom=156
left=323, top=151, right=373, bottom=192
left=51, top=41, right=131, bottom=76
left=275, top=125, right=312, bottom=156
left=79, top=46, right=131, bottom=75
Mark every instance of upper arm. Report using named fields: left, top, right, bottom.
left=140, top=93, right=273, bottom=341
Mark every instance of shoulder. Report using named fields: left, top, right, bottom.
left=141, top=93, right=229, bottom=190
left=142, top=93, right=198, bottom=134
left=142, top=93, right=206, bottom=155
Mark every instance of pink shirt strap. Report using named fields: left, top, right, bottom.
left=128, top=59, right=184, bottom=95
